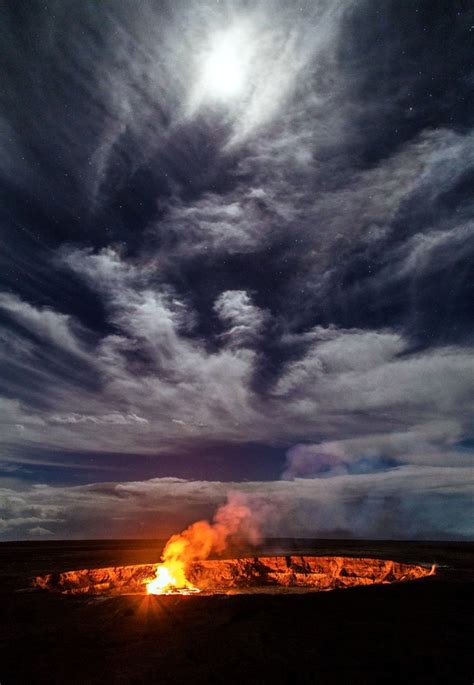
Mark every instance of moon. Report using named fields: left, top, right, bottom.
left=200, top=29, right=249, bottom=100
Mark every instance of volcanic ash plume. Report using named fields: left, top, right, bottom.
left=146, top=492, right=262, bottom=594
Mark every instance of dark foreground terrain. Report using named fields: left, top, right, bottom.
left=0, top=539, right=472, bottom=684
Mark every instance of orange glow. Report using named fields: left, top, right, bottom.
left=145, top=493, right=258, bottom=595
left=33, top=556, right=436, bottom=596
left=146, top=561, right=199, bottom=595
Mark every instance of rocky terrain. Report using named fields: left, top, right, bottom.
left=1, top=540, right=472, bottom=684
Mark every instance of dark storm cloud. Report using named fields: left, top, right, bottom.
left=0, top=1, right=473, bottom=538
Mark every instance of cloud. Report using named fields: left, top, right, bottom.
left=152, top=191, right=276, bottom=258
left=214, top=290, right=267, bottom=347
left=1, top=273, right=474, bottom=457
left=0, top=1, right=351, bottom=212
left=274, top=327, right=474, bottom=420
left=283, top=420, right=471, bottom=479
left=0, top=466, right=472, bottom=541
left=28, top=526, right=53, bottom=537
left=0, top=292, right=88, bottom=358
left=49, top=412, right=148, bottom=426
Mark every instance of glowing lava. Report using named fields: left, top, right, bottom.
left=33, top=556, right=436, bottom=596
left=146, top=562, right=199, bottom=596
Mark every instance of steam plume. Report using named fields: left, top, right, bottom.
left=161, top=491, right=262, bottom=570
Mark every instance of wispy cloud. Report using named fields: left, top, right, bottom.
left=1, top=464, right=472, bottom=541
left=1, top=276, right=474, bottom=457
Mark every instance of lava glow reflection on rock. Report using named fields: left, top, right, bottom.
left=32, top=556, right=435, bottom=597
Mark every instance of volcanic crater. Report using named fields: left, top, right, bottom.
left=32, top=555, right=435, bottom=596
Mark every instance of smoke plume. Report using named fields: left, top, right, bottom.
left=161, top=491, right=263, bottom=570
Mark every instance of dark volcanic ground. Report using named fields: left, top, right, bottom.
left=0, top=540, right=473, bottom=684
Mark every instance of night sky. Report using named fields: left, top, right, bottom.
left=1, top=0, right=473, bottom=540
